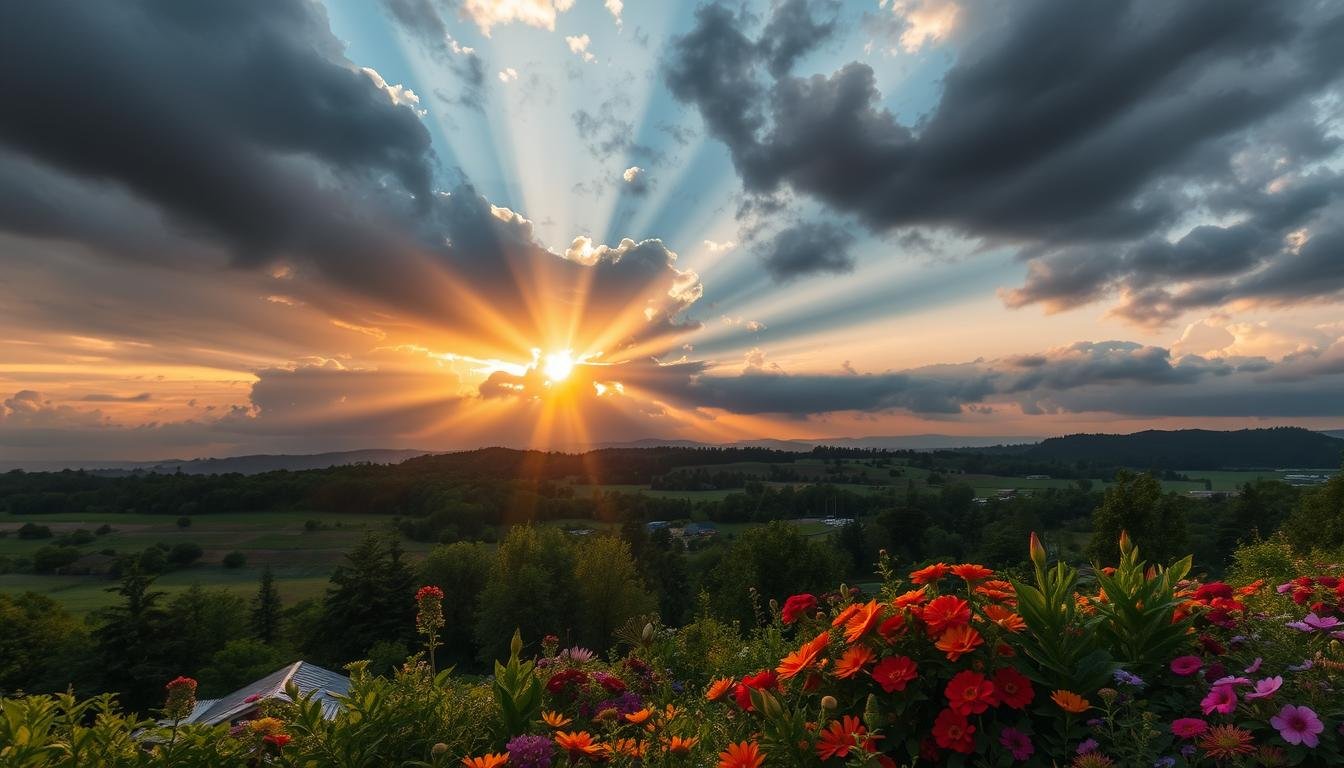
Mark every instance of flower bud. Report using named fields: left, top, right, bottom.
left=1029, top=531, right=1046, bottom=568
left=642, top=622, right=655, bottom=644
left=431, top=743, right=449, bottom=757
left=820, top=695, right=838, bottom=711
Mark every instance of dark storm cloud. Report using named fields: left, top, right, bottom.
left=623, top=340, right=1321, bottom=418
left=0, top=0, right=703, bottom=358
left=758, top=221, right=855, bottom=281
left=757, top=0, right=838, bottom=77
left=0, top=0, right=434, bottom=265
left=666, top=0, right=1344, bottom=316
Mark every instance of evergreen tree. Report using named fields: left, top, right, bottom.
left=644, top=528, right=692, bottom=626
left=250, top=566, right=283, bottom=645
left=93, top=566, right=172, bottom=712
left=308, top=535, right=416, bottom=664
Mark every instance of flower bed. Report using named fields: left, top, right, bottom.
left=2, top=534, right=1342, bottom=767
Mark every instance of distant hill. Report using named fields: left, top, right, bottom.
left=1, top=449, right=429, bottom=475
left=1324, top=429, right=1344, bottom=440
left=1023, top=428, right=1344, bottom=470
left=592, top=434, right=1040, bottom=452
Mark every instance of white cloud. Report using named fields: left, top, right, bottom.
left=460, top=0, right=575, bottom=36
left=622, top=166, right=644, bottom=183
left=703, top=239, right=736, bottom=253
left=497, top=67, right=519, bottom=83
left=882, top=0, right=961, bottom=53
left=565, top=34, right=595, bottom=63
left=605, top=0, right=623, bottom=27
left=360, top=67, right=427, bottom=117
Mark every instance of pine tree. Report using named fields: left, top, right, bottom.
left=93, top=566, right=171, bottom=712
left=250, top=566, right=282, bottom=645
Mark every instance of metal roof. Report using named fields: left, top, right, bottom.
left=181, top=661, right=349, bottom=725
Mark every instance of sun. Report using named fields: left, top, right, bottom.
left=542, top=350, right=575, bottom=383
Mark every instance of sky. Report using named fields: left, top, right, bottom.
left=2, top=0, right=1344, bottom=461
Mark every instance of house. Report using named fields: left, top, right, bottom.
left=179, top=661, right=349, bottom=726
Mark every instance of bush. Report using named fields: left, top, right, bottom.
left=222, top=551, right=247, bottom=568
left=17, top=523, right=53, bottom=539
left=31, top=546, right=82, bottom=574
left=168, top=541, right=204, bottom=567
left=176, top=516, right=192, bottom=528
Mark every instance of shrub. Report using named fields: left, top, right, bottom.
left=222, top=551, right=246, bottom=568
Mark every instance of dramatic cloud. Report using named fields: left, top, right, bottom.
left=758, top=221, right=855, bottom=281
left=666, top=0, right=1344, bottom=317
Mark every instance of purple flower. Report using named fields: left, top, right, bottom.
left=506, top=734, right=554, bottom=768
left=1154, top=758, right=1176, bottom=768
left=1286, top=613, right=1341, bottom=632
left=1270, top=704, right=1325, bottom=748
left=1244, top=676, right=1283, bottom=700
left=1077, top=738, right=1099, bottom=754
left=1244, top=657, right=1262, bottom=674
left=1276, top=582, right=1293, bottom=594
left=1288, top=660, right=1314, bottom=672
left=1200, top=684, right=1238, bottom=715
left=999, top=727, right=1033, bottom=761
left=1114, top=669, right=1145, bottom=687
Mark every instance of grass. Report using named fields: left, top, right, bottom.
left=0, top=509, right=433, bottom=615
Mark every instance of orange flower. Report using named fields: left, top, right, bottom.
left=935, top=624, right=984, bottom=661
left=624, top=708, right=653, bottom=725
left=462, top=754, right=509, bottom=768
left=974, top=580, right=1017, bottom=603
left=950, top=563, right=994, bottom=582
left=833, top=645, right=876, bottom=678
left=661, top=704, right=681, bottom=722
left=981, top=604, right=1027, bottom=633
left=892, top=587, right=928, bottom=609
left=815, top=715, right=877, bottom=760
left=777, top=632, right=830, bottom=681
left=717, top=741, right=765, bottom=768
left=705, top=677, right=734, bottom=702
left=1051, top=689, right=1090, bottom=714
left=664, top=736, right=699, bottom=756
left=542, top=710, right=572, bottom=728
left=605, top=738, right=647, bottom=759
left=843, top=600, right=883, bottom=643
left=921, top=595, right=971, bottom=634
left=555, top=731, right=605, bottom=760
left=910, top=562, right=951, bottom=584
left=830, top=603, right=862, bottom=628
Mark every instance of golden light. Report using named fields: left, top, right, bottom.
left=543, top=349, right=575, bottom=383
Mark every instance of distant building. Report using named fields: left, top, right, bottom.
left=177, top=661, right=348, bottom=726
left=680, top=522, right=718, bottom=538
left=1024, top=474, right=1051, bottom=480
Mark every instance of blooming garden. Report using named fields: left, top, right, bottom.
left=2, top=533, right=1343, bottom=767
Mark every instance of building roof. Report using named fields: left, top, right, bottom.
left=181, top=661, right=349, bottom=726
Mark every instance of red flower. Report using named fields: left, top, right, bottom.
left=815, top=716, right=876, bottom=760
left=546, top=668, right=588, bottom=695
left=871, top=655, right=918, bottom=693
left=781, top=594, right=818, bottom=625
left=733, top=670, right=779, bottom=711
left=950, top=563, right=994, bottom=582
left=991, top=667, right=1035, bottom=710
left=944, top=670, right=995, bottom=716
left=910, top=563, right=951, bottom=584
left=921, top=595, right=971, bottom=635
left=264, top=733, right=291, bottom=749
left=877, top=615, right=908, bottom=642
left=932, top=708, right=975, bottom=754
left=164, top=676, right=198, bottom=721
left=415, top=585, right=445, bottom=601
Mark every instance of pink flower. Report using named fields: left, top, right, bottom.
left=1244, top=676, right=1282, bottom=700
left=1244, top=657, right=1262, bottom=674
left=1286, top=612, right=1341, bottom=632
left=1170, top=656, right=1203, bottom=676
left=1211, top=675, right=1251, bottom=687
left=999, top=727, right=1034, bottom=761
left=1171, top=718, right=1208, bottom=739
left=1200, top=684, right=1238, bottom=715
left=1270, top=704, right=1325, bottom=748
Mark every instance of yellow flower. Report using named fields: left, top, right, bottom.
left=247, top=717, right=284, bottom=736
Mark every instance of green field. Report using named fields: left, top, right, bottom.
left=0, top=510, right=432, bottom=614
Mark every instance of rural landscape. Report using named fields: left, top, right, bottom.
left=4, top=0, right=1344, bottom=765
